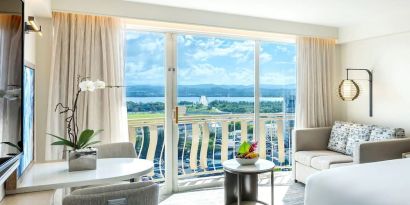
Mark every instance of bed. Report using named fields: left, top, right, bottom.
left=305, top=158, right=410, bottom=205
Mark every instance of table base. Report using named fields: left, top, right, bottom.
left=224, top=171, right=258, bottom=204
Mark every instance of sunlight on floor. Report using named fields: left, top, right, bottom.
left=160, top=184, right=304, bottom=205
left=160, top=172, right=304, bottom=205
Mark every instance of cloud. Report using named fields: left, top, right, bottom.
left=126, top=32, right=164, bottom=56
left=276, top=45, right=289, bottom=53
left=183, top=37, right=254, bottom=63
left=125, top=61, right=145, bottom=73
left=181, top=35, right=193, bottom=46
left=260, top=52, right=272, bottom=63
left=178, top=64, right=253, bottom=85
left=260, top=72, right=296, bottom=85
left=125, top=32, right=141, bottom=41
left=124, top=32, right=296, bottom=86
left=134, top=38, right=163, bottom=55
left=125, top=63, right=164, bottom=85
left=259, top=67, right=296, bottom=85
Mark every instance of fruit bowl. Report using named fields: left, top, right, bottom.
left=235, top=141, right=259, bottom=165
left=236, top=157, right=259, bottom=165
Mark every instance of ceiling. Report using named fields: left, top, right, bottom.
left=125, top=0, right=410, bottom=28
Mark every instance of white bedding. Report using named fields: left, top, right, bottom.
left=305, top=158, right=410, bottom=205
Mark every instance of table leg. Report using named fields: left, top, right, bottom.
left=225, top=171, right=237, bottom=205
left=237, top=174, right=241, bottom=205
left=271, top=170, right=274, bottom=205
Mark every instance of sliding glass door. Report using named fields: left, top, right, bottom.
left=124, top=31, right=168, bottom=186
left=174, top=34, right=255, bottom=191
left=125, top=29, right=296, bottom=193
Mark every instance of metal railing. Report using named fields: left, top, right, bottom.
left=128, top=113, right=295, bottom=181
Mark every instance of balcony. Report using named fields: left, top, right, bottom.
left=127, top=112, right=295, bottom=183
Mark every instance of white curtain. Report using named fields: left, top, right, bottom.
left=46, top=12, right=128, bottom=160
left=296, top=37, right=335, bottom=128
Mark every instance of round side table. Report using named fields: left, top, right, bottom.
left=223, top=159, right=275, bottom=205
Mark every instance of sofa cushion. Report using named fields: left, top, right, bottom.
left=294, top=150, right=343, bottom=167
left=369, top=127, right=405, bottom=142
left=345, top=124, right=373, bottom=156
left=311, top=155, right=353, bottom=170
left=328, top=121, right=351, bottom=154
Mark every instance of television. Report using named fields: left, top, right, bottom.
left=0, top=0, right=24, bottom=176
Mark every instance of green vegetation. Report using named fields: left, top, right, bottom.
left=127, top=100, right=283, bottom=118
left=127, top=102, right=164, bottom=113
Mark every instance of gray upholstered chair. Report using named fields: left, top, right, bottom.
left=95, top=142, right=137, bottom=159
left=63, top=181, right=159, bottom=205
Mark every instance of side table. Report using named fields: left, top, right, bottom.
left=223, top=159, right=275, bottom=205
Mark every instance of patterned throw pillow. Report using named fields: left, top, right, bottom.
left=369, top=127, right=404, bottom=141
left=345, top=124, right=373, bottom=156
left=395, top=128, right=406, bottom=138
left=328, top=121, right=351, bottom=153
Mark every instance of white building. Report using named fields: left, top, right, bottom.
left=199, top=96, right=208, bottom=106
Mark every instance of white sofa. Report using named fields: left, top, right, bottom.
left=293, top=121, right=408, bottom=183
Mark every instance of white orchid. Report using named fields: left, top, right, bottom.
left=94, top=80, right=106, bottom=89
left=79, top=80, right=96, bottom=92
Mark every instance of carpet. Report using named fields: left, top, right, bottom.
left=160, top=182, right=305, bottom=205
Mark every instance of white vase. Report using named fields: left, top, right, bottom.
left=68, top=148, right=97, bottom=172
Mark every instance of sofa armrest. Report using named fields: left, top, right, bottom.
left=354, top=138, right=410, bottom=163
left=293, top=127, right=332, bottom=152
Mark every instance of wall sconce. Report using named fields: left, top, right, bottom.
left=338, top=68, right=373, bottom=117
left=25, top=16, right=42, bottom=36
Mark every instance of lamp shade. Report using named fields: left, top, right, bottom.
left=338, top=80, right=360, bottom=101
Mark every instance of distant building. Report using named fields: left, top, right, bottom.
left=178, top=106, right=187, bottom=116
left=199, top=96, right=208, bottom=106
left=284, top=94, right=295, bottom=114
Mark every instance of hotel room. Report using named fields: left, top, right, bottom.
left=0, top=0, right=409, bottom=204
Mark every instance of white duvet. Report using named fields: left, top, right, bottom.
left=305, top=158, right=410, bottom=205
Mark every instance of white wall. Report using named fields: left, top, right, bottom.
left=34, top=18, right=52, bottom=163
left=332, top=45, right=346, bottom=121
left=338, top=31, right=410, bottom=134
left=24, top=1, right=36, bottom=64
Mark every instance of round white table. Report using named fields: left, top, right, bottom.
left=11, top=158, right=153, bottom=194
left=223, top=159, right=275, bottom=205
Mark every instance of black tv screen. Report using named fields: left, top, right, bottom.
left=0, top=0, right=24, bottom=173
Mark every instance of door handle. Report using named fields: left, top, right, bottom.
left=174, top=106, right=179, bottom=124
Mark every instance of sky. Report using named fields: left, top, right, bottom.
left=125, top=30, right=296, bottom=86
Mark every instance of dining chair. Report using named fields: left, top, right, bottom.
left=95, top=142, right=137, bottom=159
left=63, top=181, right=159, bottom=205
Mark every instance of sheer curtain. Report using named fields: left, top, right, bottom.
left=296, top=37, right=335, bottom=128
left=46, top=12, right=128, bottom=160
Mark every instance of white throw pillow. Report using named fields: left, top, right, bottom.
left=328, top=121, right=351, bottom=154
left=345, top=124, right=373, bottom=156
left=369, top=127, right=403, bottom=141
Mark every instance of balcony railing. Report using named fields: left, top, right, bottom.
left=128, top=113, right=295, bottom=181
